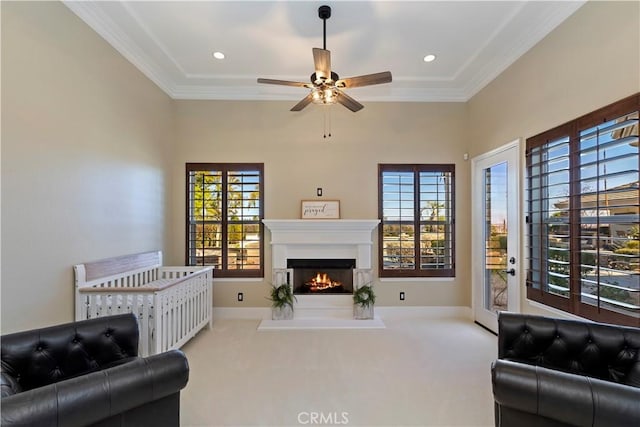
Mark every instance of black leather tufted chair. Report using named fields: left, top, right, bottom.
left=1, top=313, right=189, bottom=427
left=491, top=312, right=640, bottom=427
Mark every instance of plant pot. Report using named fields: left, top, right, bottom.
left=272, top=305, right=293, bottom=320
left=353, top=304, right=374, bottom=320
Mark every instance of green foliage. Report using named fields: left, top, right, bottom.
left=599, top=285, right=633, bottom=305
left=580, top=252, right=596, bottom=265
left=268, top=284, right=296, bottom=310
left=611, top=238, right=639, bottom=258
left=191, top=172, right=222, bottom=222
left=489, top=235, right=508, bottom=250
left=431, top=239, right=446, bottom=248
left=353, top=284, right=376, bottom=308
left=190, top=171, right=261, bottom=250
left=579, top=252, right=597, bottom=277
left=614, top=247, right=640, bottom=256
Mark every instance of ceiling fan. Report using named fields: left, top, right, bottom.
left=257, top=5, right=392, bottom=113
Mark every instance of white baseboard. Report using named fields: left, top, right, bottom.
left=375, top=306, right=472, bottom=320
left=213, top=307, right=270, bottom=320
left=213, top=306, right=472, bottom=321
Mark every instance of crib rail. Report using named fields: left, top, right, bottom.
left=74, top=252, right=213, bottom=356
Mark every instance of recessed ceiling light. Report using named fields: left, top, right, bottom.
left=423, top=54, right=436, bottom=63
left=213, top=51, right=225, bottom=60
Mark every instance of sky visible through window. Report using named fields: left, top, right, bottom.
left=544, top=117, right=639, bottom=209
left=382, top=172, right=453, bottom=221
left=228, top=171, right=261, bottom=221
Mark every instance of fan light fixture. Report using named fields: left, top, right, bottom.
left=257, top=5, right=393, bottom=137
left=312, top=87, right=338, bottom=105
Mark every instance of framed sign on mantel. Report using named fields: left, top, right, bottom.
left=301, top=200, right=340, bottom=219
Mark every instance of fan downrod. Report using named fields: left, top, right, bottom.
left=318, top=5, right=331, bottom=50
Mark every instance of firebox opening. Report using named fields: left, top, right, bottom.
left=287, top=259, right=355, bottom=295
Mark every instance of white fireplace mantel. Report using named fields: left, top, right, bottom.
left=262, top=219, right=380, bottom=270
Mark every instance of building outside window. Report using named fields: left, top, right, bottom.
left=527, top=94, right=639, bottom=326
left=186, top=163, right=264, bottom=278
left=378, top=164, right=455, bottom=278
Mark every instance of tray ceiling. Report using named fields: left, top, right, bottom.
left=64, top=1, right=585, bottom=102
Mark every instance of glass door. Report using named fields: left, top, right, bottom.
left=472, top=141, right=520, bottom=333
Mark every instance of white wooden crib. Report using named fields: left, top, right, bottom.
left=74, top=251, right=213, bottom=356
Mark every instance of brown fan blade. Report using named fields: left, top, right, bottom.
left=336, top=90, right=364, bottom=112
left=336, top=71, right=392, bottom=88
left=290, top=93, right=314, bottom=112
left=257, top=78, right=310, bottom=87
left=312, top=48, right=331, bottom=82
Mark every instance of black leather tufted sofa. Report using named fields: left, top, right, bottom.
left=1, top=313, right=189, bottom=427
left=491, top=312, right=640, bottom=427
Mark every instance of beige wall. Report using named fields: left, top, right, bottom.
left=468, top=0, right=640, bottom=316
left=169, top=101, right=471, bottom=308
left=469, top=1, right=640, bottom=155
left=1, top=2, right=174, bottom=332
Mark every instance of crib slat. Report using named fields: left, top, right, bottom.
left=167, top=291, right=174, bottom=350
left=141, top=297, right=149, bottom=355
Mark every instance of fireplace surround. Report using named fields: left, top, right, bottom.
left=262, top=219, right=380, bottom=318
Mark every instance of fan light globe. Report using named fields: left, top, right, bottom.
left=311, top=87, right=338, bottom=105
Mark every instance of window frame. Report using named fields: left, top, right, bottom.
left=378, top=163, right=456, bottom=278
left=185, top=163, right=264, bottom=278
left=526, top=94, right=640, bottom=327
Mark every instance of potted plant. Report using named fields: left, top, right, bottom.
left=353, top=283, right=376, bottom=319
left=269, top=283, right=296, bottom=320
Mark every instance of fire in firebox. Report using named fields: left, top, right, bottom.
left=304, top=272, right=343, bottom=292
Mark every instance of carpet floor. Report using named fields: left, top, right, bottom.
left=180, top=315, right=497, bottom=427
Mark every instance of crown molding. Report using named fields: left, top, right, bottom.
left=63, top=0, right=176, bottom=96
left=461, top=0, right=586, bottom=99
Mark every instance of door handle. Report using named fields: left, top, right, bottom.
left=502, top=268, right=516, bottom=276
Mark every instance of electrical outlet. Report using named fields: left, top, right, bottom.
left=400, top=291, right=405, bottom=301
left=317, top=187, right=323, bottom=197
left=237, top=292, right=244, bottom=302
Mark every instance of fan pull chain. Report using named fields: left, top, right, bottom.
left=323, top=107, right=332, bottom=139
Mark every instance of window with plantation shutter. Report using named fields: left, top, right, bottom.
left=378, top=164, right=455, bottom=278
left=186, top=163, right=264, bottom=278
left=527, top=94, right=639, bottom=326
